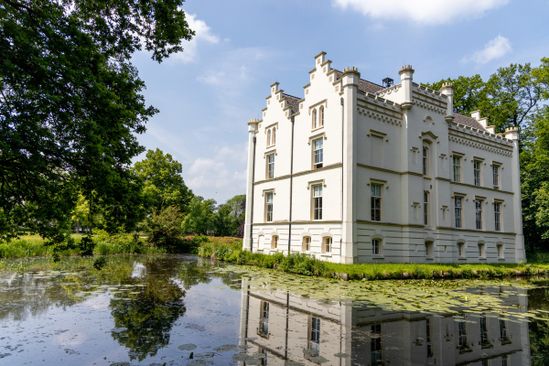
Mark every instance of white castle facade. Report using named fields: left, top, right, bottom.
left=243, top=52, right=525, bottom=264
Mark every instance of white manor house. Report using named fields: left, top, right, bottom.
left=243, top=52, right=525, bottom=264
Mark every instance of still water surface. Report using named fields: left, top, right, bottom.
left=0, top=255, right=547, bottom=365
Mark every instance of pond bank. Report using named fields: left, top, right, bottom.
left=197, top=238, right=549, bottom=281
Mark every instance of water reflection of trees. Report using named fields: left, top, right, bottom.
left=528, top=287, right=549, bottom=366
left=109, top=259, right=185, bottom=361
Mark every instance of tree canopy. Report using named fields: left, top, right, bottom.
left=0, top=0, right=194, bottom=240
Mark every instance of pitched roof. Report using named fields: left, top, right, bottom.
left=333, top=70, right=384, bottom=94
left=281, top=93, right=301, bottom=114
left=453, top=113, right=486, bottom=131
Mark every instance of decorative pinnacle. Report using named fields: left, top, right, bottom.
left=505, top=126, right=519, bottom=132
left=441, top=81, right=453, bottom=89
left=342, top=66, right=359, bottom=74
left=399, top=64, right=414, bottom=74
left=248, top=118, right=260, bottom=125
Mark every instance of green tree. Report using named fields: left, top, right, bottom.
left=147, top=206, right=184, bottom=247
left=181, top=196, right=216, bottom=235
left=423, top=74, right=486, bottom=114
left=522, top=107, right=549, bottom=252
left=214, top=194, right=246, bottom=237
left=132, top=148, right=192, bottom=215
left=0, top=1, right=194, bottom=241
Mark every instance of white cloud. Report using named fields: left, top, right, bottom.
left=333, top=0, right=508, bottom=25
left=172, top=14, right=219, bottom=63
left=463, top=35, right=512, bottom=64
left=186, top=144, right=247, bottom=203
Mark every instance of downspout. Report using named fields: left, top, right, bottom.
left=249, top=135, right=256, bottom=252
left=340, top=97, right=344, bottom=258
left=288, top=115, right=295, bottom=255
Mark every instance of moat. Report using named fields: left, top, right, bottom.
left=0, top=255, right=547, bottom=365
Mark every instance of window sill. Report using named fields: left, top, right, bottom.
left=320, top=254, right=332, bottom=258
left=458, top=257, right=466, bottom=261
left=425, top=257, right=434, bottom=261
left=372, top=256, right=385, bottom=260
left=311, top=126, right=324, bottom=133
left=498, top=258, right=505, bottom=261
left=479, top=257, right=487, bottom=261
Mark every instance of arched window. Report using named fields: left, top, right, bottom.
left=267, top=129, right=272, bottom=146
left=319, top=106, right=324, bottom=127
left=312, top=109, right=317, bottom=129
left=272, top=128, right=276, bottom=145
left=422, top=143, right=430, bottom=176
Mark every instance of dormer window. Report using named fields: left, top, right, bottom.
left=266, top=125, right=276, bottom=147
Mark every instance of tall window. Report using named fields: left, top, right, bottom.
left=302, top=236, right=311, bottom=252
left=370, top=324, right=382, bottom=365
left=480, top=316, right=490, bottom=347
left=473, top=159, right=482, bottom=186
left=426, top=319, right=433, bottom=358
left=454, top=196, right=463, bottom=228
left=497, top=243, right=504, bottom=259
left=422, top=144, right=430, bottom=176
left=372, top=238, right=382, bottom=255
left=266, top=153, right=275, bottom=179
left=478, top=242, right=486, bottom=258
left=265, top=191, right=273, bottom=222
left=494, top=201, right=502, bottom=231
left=458, top=322, right=468, bottom=351
left=475, top=199, right=483, bottom=229
left=319, top=106, right=324, bottom=127
left=322, top=237, right=332, bottom=253
left=312, top=184, right=322, bottom=220
left=458, top=242, right=465, bottom=258
left=499, top=320, right=509, bottom=343
left=371, top=183, right=382, bottom=221
left=258, top=301, right=269, bottom=336
left=453, top=155, right=462, bottom=182
left=266, top=126, right=276, bottom=147
left=271, top=235, right=278, bottom=249
left=309, top=317, right=320, bottom=356
left=311, top=109, right=317, bottom=129
left=425, top=241, right=434, bottom=258
left=492, top=164, right=500, bottom=188
left=424, top=191, right=430, bottom=226
left=312, top=138, right=323, bottom=169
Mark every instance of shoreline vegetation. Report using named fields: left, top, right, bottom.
left=2, top=234, right=549, bottom=281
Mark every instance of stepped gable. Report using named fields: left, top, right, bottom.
left=281, top=93, right=301, bottom=114
left=334, top=70, right=384, bottom=94
left=454, top=113, right=486, bottom=131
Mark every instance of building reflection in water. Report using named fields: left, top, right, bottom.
left=238, top=279, right=530, bottom=366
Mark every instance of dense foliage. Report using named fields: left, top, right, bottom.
left=0, top=0, right=194, bottom=241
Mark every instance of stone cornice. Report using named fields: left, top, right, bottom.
left=448, top=133, right=513, bottom=157
left=357, top=95, right=402, bottom=127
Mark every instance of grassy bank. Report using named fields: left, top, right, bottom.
left=197, top=239, right=549, bottom=280
left=0, top=231, right=164, bottom=259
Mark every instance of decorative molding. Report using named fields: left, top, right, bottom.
left=449, top=134, right=513, bottom=157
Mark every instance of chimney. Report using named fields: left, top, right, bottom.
left=440, top=82, right=454, bottom=122
left=399, top=65, right=414, bottom=109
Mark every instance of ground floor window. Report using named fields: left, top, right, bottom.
left=322, top=236, right=332, bottom=253
left=372, top=238, right=382, bottom=256
left=302, top=236, right=311, bottom=252
left=309, top=316, right=321, bottom=356
left=271, top=235, right=278, bottom=249
left=478, top=242, right=486, bottom=258
left=425, top=241, right=434, bottom=258
left=458, top=242, right=465, bottom=258
left=497, top=243, right=504, bottom=259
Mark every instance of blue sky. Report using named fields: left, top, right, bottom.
left=132, top=0, right=549, bottom=204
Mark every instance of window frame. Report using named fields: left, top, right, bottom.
left=422, top=144, right=430, bottom=176
left=425, top=240, right=434, bottom=259
left=271, top=235, right=278, bottom=249
left=311, top=183, right=323, bottom=220
left=478, top=242, right=486, bottom=258
left=302, top=236, right=311, bottom=252
left=474, top=198, right=483, bottom=230
left=258, top=301, right=270, bottom=337
left=457, top=241, right=465, bottom=258
left=494, top=201, right=502, bottom=231
left=318, top=106, right=324, bottom=127
left=265, top=152, right=275, bottom=179
left=454, top=196, right=463, bottom=228
left=264, top=191, right=274, bottom=222
left=492, top=163, right=501, bottom=189
left=424, top=190, right=430, bottom=226
left=370, top=183, right=383, bottom=221
left=372, top=238, right=382, bottom=256
left=452, top=154, right=462, bottom=182
left=321, top=236, right=332, bottom=253
left=473, top=159, right=482, bottom=186
left=311, top=137, right=324, bottom=169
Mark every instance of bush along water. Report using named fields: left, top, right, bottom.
left=196, top=239, right=549, bottom=281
